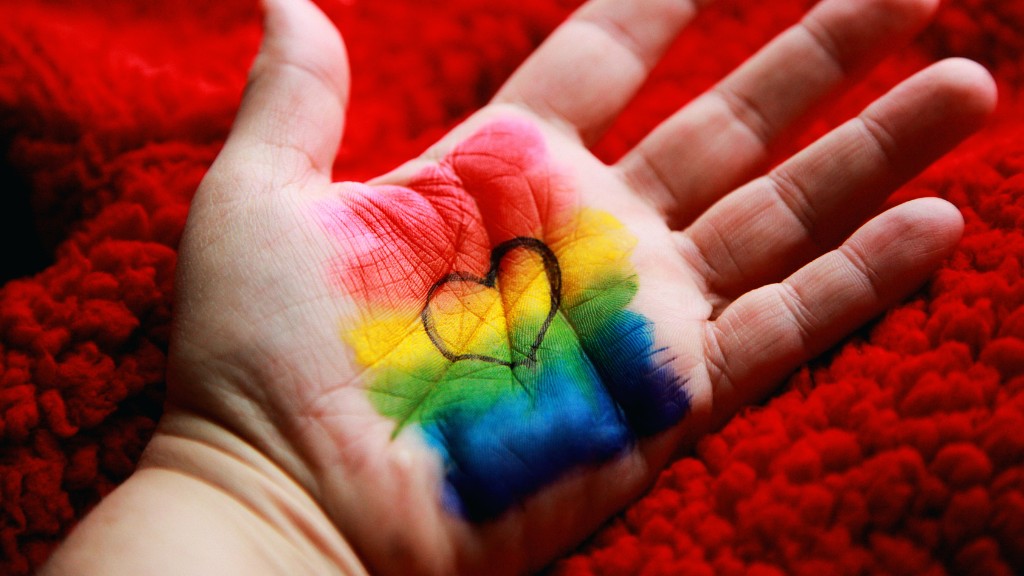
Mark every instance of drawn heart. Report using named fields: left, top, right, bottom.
left=421, top=237, right=562, bottom=368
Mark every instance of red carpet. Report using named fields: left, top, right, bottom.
left=1, top=0, right=1022, bottom=573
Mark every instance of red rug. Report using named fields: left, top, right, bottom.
left=1, top=0, right=1023, bottom=573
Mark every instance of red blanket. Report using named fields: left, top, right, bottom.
left=1, top=0, right=1022, bottom=573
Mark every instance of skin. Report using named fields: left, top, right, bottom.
left=328, top=119, right=692, bottom=521
left=39, top=0, right=996, bottom=574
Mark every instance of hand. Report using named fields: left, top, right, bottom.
left=41, top=0, right=995, bottom=574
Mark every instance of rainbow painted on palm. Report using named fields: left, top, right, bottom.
left=324, top=119, right=689, bottom=520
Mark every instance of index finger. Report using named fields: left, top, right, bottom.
left=492, top=0, right=706, bottom=145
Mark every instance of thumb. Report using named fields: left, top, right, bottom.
left=210, top=0, right=350, bottom=196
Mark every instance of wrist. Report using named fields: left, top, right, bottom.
left=41, top=410, right=367, bottom=576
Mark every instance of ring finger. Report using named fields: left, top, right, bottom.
left=677, top=58, right=996, bottom=303
left=617, top=0, right=940, bottom=227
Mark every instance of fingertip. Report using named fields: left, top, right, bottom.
left=254, top=0, right=349, bottom=99
left=896, top=0, right=941, bottom=23
left=212, top=0, right=350, bottom=193
left=901, top=195, right=964, bottom=232
left=924, top=58, right=999, bottom=126
left=870, top=0, right=940, bottom=29
left=876, top=197, right=965, bottom=263
left=858, top=58, right=997, bottom=181
left=807, top=0, right=940, bottom=61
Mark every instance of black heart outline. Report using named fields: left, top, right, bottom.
left=421, top=237, right=562, bottom=368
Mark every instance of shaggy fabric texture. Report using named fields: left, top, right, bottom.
left=1, top=0, right=1023, bottom=573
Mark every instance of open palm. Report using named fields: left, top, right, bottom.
left=42, top=0, right=996, bottom=574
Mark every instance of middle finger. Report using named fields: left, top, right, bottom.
left=675, top=58, right=996, bottom=303
left=617, top=0, right=939, bottom=227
